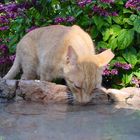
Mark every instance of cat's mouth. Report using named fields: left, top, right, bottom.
left=66, top=87, right=99, bottom=105
left=67, top=91, right=90, bottom=105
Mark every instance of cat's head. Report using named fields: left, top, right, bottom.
left=63, top=46, right=114, bottom=104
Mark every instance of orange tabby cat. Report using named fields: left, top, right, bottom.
left=4, top=25, right=114, bottom=103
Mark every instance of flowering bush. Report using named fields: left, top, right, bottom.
left=0, top=0, right=140, bottom=88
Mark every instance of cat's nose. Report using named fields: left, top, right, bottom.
left=80, top=94, right=91, bottom=104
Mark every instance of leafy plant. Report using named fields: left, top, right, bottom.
left=0, top=0, right=140, bottom=88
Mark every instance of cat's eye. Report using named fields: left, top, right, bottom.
left=67, top=79, right=81, bottom=89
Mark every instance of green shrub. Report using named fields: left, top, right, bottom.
left=0, top=0, right=140, bottom=88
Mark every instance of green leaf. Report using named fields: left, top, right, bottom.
left=80, top=15, right=90, bottom=27
left=105, top=16, right=112, bottom=25
left=102, top=25, right=121, bottom=41
left=97, top=41, right=108, bottom=49
left=112, top=16, right=124, bottom=25
left=116, top=0, right=124, bottom=5
left=8, top=35, right=19, bottom=47
left=123, top=8, right=133, bottom=14
left=102, top=28, right=110, bottom=41
left=134, top=18, right=140, bottom=33
left=75, top=10, right=83, bottom=17
left=9, top=45, right=16, bottom=54
left=117, top=29, right=134, bottom=50
left=123, top=18, right=133, bottom=25
left=122, top=73, right=133, bottom=85
left=122, top=48, right=138, bottom=67
left=109, top=36, right=118, bottom=50
left=133, top=71, right=140, bottom=78
left=111, top=25, right=121, bottom=36
left=93, top=16, right=105, bottom=30
left=130, top=14, right=138, bottom=21
left=133, top=68, right=140, bottom=77
left=137, top=51, right=140, bottom=64
left=91, top=26, right=99, bottom=39
left=51, top=0, right=59, bottom=5
left=14, top=18, right=24, bottom=24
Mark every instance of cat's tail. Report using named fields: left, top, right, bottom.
left=3, top=55, right=20, bottom=79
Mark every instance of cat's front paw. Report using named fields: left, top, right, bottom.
left=107, top=88, right=133, bottom=102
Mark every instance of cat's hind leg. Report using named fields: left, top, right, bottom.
left=18, top=38, right=38, bottom=80
left=21, top=65, right=37, bottom=80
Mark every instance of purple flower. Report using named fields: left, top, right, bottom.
left=77, top=0, right=92, bottom=7
left=114, top=62, right=132, bottom=70
left=102, top=65, right=109, bottom=76
left=111, top=12, right=118, bottom=16
left=66, top=16, right=75, bottom=23
left=18, top=3, right=31, bottom=10
left=54, top=16, right=75, bottom=24
left=0, top=54, right=15, bottom=65
left=125, top=0, right=140, bottom=11
left=54, top=17, right=65, bottom=24
left=102, top=69, right=111, bottom=76
left=5, top=3, right=18, bottom=13
left=0, top=57, right=6, bottom=64
left=111, top=69, right=118, bottom=75
left=131, top=77, right=139, bottom=87
left=0, top=44, right=8, bottom=54
left=100, top=0, right=114, bottom=3
left=132, top=77, right=138, bottom=84
left=0, top=2, right=32, bottom=21
left=103, top=64, right=118, bottom=76
left=6, top=12, right=18, bottom=19
left=93, top=5, right=118, bottom=16
left=9, top=54, right=15, bottom=62
left=0, top=26, right=9, bottom=31
left=114, top=62, right=122, bottom=67
left=93, top=5, right=109, bottom=16
left=26, top=26, right=38, bottom=33
left=0, top=16, right=9, bottom=24
left=122, top=64, right=132, bottom=70
left=102, top=68, right=118, bottom=76
left=0, top=4, right=5, bottom=13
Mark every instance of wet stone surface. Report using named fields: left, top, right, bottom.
left=0, top=101, right=140, bottom=140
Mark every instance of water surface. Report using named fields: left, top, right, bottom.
left=0, top=101, right=140, bottom=140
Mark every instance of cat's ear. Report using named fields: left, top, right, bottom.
left=95, top=49, right=114, bottom=67
left=66, top=46, right=78, bottom=65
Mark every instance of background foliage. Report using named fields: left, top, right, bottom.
left=0, top=0, right=140, bottom=88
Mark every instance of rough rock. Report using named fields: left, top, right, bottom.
left=18, top=80, right=69, bottom=104
left=0, top=78, right=140, bottom=105
left=0, top=78, right=17, bottom=99
left=107, top=87, right=140, bottom=103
